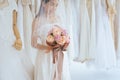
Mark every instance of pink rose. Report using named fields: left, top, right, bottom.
left=52, top=26, right=62, bottom=36
left=55, top=36, right=66, bottom=46
left=61, top=29, right=67, bottom=36
left=46, top=35, right=55, bottom=43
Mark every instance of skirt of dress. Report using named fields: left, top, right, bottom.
left=35, top=50, right=71, bottom=80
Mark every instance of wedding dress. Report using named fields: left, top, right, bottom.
left=0, top=0, right=32, bottom=80
left=34, top=23, right=71, bottom=80
left=17, top=0, right=34, bottom=79
left=86, top=0, right=96, bottom=62
left=115, top=0, right=120, bottom=67
left=32, top=0, right=71, bottom=80
left=22, top=0, right=37, bottom=64
left=76, top=0, right=91, bottom=62
left=94, top=0, right=116, bottom=69
left=115, top=0, right=120, bottom=55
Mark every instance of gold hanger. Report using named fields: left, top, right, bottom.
left=12, top=10, right=22, bottom=51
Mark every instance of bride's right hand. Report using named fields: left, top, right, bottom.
left=45, top=46, right=52, bottom=53
left=37, top=44, right=52, bottom=53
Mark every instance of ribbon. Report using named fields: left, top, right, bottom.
left=52, top=47, right=64, bottom=80
left=36, top=44, right=64, bottom=80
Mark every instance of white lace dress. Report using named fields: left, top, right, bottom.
left=34, top=19, right=71, bottom=80
left=0, top=0, right=32, bottom=80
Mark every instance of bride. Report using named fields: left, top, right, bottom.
left=32, top=0, right=71, bottom=80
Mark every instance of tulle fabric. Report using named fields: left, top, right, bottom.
left=75, top=0, right=91, bottom=62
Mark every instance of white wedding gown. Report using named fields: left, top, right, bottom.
left=77, top=0, right=91, bottom=62
left=0, top=0, right=33, bottom=80
left=94, top=0, right=116, bottom=69
left=34, top=20, right=71, bottom=80
left=17, top=0, right=34, bottom=80
left=68, top=0, right=80, bottom=60
left=87, top=0, right=96, bottom=62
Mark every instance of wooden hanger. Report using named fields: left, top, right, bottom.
left=13, top=10, right=22, bottom=50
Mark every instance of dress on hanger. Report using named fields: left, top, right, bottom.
left=22, top=0, right=37, bottom=64
left=94, top=0, right=116, bottom=69
left=77, top=0, right=91, bottom=62
left=63, top=0, right=77, bottom=62
left=115, top=0, right=120, bottom=67
left=0, top=0, right=31, bottom=80
left=17, top=0, right=34, bottom=80
left=86, top=0, right=96, bottom=63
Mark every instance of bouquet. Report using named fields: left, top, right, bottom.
left=46, top=25, right=70, bottom=80
left=46, top=25, right=70, bottom=51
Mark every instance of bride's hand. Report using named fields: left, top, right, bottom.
left=13, top=38, right=22, bottom=50
left=45, top=46, right=52, bottom=53
left=37, top=44, right=52, bottom=53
